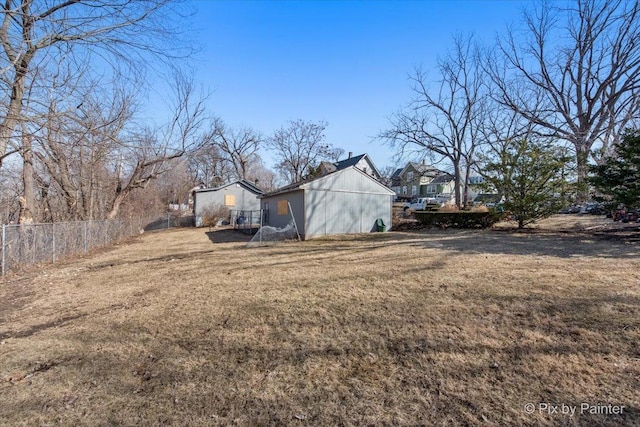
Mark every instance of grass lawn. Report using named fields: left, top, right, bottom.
left=0, top=216, right=639, bottom=426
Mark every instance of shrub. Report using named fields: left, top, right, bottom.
left=439, top=203, right=460, bottom=212
left=470, top=205, right=489, bottom=213
left=413, top=211, right=505, bottom=229
left=201, top=204, right=230, bottom=229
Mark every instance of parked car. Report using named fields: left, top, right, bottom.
left=559, top=204, right=582, bottom=214
left=404, top=197, right=444, bottom=211
left=580, top=202, right=606, bottom=215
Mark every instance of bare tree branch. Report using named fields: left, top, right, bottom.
left=486, top=0, right=640, bottom=200
left=267, top=119, right=337, bottom=184
left=0, top=0, right=195, bottom=170
left=381, top=34, right=483, bottom=208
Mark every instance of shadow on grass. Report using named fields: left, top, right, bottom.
left=205, top=228, right=252, bottom=244
left=407, top=230, right=640, bottom=259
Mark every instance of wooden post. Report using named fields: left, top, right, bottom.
left=288, top=202, right=301, bottom=241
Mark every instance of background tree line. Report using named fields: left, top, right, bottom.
left=2, top=0, right=638, bottom=226
left=383, top=0, right=640, bottom=214
left=0, top=1, right=344, bottom=225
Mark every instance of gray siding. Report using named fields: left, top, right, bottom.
left=303, top=166, right=391, bottom=194
left=260, top=190, right=305, bottom=236
left=305, top=189, right=392, bottom=237
left=302, top=168, right=393, bottom=238
left=262, top=166, right=395, bottom=238
left=194, top=183, right=261, bottom=226
left=259, top=167, right=393, bottom=239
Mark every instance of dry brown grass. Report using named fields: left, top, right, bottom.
left=1, top=217, right=639, bottom=426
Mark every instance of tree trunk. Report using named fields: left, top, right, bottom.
left=107, top=192, right=127, bottom=219
left=0, top=61, right=30, bottom=169
left=453, top=160, right=462, bottom=208
left=19, top=134, right=35, bottom=224
left=575, top=144, right=590, bottom=203
left=463, top=161, right=473, bottom=209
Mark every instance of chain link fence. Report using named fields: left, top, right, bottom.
left=1, top=214, right=194, bottom=276
left=230, top=209, right=264, bottom=235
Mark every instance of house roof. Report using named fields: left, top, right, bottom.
left=430, top=173, right=455, bottom=184
left=333, top=153, right=381, bottom=177
left=260, top=166, right=394, bottom=198
left=335, top=153, right=365, bottom=169
left=194, top=179, right=264, bottom=195
left=407, top=161, right=443, bottom=176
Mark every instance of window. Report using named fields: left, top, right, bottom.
left=224, top=194, right=236, bottom=206
left=407, top=171, right=414, bottom=180
left=402, top=186, right=407, bottom=195
left=277, top=200, right=289, bottom=215
left=411, top=185, right=418, bottom=195
left=426, top=185, right=436, bottom=194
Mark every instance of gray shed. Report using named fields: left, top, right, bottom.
left=193, top=180, right=263, bottom=227
left=259, top=166, right=394, bottom=239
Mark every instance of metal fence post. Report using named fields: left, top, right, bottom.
left=83, top=221, right=88, bottom=253
left=259, top=210, right=263, bottom=245
left=52, top=223, right=56, bottom=263
left=32, top=225, right=36, bottom=263
left=2, top=224, right=5, bottom=276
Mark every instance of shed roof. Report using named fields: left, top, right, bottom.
left=260, top=166, right=394, bottom=198
left=194, top=179, right=264, bottom=195
left=320, top=153, right=381, bottom=177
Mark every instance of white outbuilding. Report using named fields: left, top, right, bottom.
left=193, top=180, right=263, bottom=227
left=259, top=166, right=394, bottom=240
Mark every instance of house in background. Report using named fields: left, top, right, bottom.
left=259, top=166, right=394, bottom=240
left=193, top=179, right=263, bottom=227
left=391, top=161, right=455, bottom=201
left=318, top=152, right=382, bottom=181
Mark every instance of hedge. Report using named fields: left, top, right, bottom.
left=413, top=211, right=504, bottom=229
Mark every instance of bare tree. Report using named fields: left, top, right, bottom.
left=154, top=159, right=196, bottom=207
left=13, top=51, right=99, bottom=223
left=0, top=0, right=192, bottom=170
left=382, top=35, right=483, bottom=208
left=245, top=159, right=278, bottom=191
left=33, top=85, right=133, bottom=222
left=378, top=165, right=399, bottom=188
left=267, top=119, right=337, bottom=184
left=486, top=0, right=640, bottom=201
left=12, top=71, right=207, bottom=222
left=211, top=120, right=262, bottom=181
left=0, top=155, right=21, bottom=223
left=187, top=143, right=234, bottom=187
left=106, top=74, right=210, bottom=219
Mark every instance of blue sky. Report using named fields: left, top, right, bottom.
left=186, top=0, right=529, bottom=171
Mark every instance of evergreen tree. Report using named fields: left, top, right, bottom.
left=590, top=130, right=640, bottom=210
left=482, top=139, right=570, bottom=228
